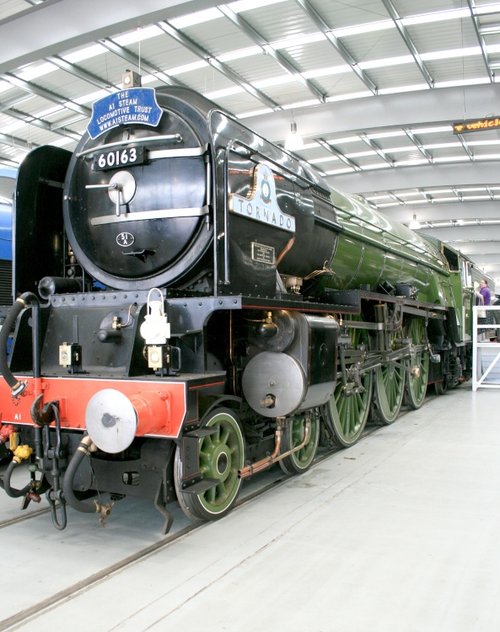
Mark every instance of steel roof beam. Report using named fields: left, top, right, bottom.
left=0, top=132, right=34, bottom=151
left=218, top=5, right=326, bottom=104
left=2, top=106, right=81, bottom=141
left=0, top=155, right=19, bottom=169
left=456, top=133, right=474, bottom=159
left=294, top=0, right=378, bottom=95
left=315, top=138, right=361, bottom=171
left=404, top=128, right=434, bottom=164
left=46, top=55, right=119, bottom=92
left=467, top=0, right=495, bottom=82
left=157, top=20, right=281, bottom=110
left=328, top=162, right=500, bottom=193
left=0, top=93, right=36, bottom=113
left=381, top=0, right=434, bottom=88
left=0, top=0, right=222, bottom=73
left=359, top=133, right=394, bottom=166
left=2, top=72, right=90, bottom=117
left=98, top=38, right=181, bottom=88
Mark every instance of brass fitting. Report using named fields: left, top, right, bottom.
left=9, top=432, right=19, bottom=451
left=12, top=444, right=33, bottom=464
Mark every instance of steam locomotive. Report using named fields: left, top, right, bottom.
left=0, top=83, right=476, bottom=530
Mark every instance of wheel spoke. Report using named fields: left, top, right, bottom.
left=374, top=357, right=405, bottom=425
left=174, top=408, right=245, bottom=521
left=279, top=414, right=320, bottom=474
left=405, top=319, right=429, bottom=410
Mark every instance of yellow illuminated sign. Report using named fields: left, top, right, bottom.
left=453, top=117, right=500, bottom=134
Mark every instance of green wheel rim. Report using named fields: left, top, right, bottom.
left=280, top=414, right=320, bottom=474
left=330, top=371, right=373, bottom=447
left=373, top=355, right=405, bottom=425
left=174, top=408, right=245, bottom=520
left=197, top=410, right=244, bottom=515
left=329, top=320, right=373, bottom=447
left=405, top=318, right=429, bottom=409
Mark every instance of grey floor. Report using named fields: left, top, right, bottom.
left=2, top=383, right=500, bottom=631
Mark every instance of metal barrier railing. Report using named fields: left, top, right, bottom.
left=472, top=304, right=500, bottom=391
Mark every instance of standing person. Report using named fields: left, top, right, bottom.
left=479, top=279, right=491, bottom=306
left=479, top=279, right=493, bottom=333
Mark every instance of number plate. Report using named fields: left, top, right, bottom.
left=92, top=146, right=145, bottom=171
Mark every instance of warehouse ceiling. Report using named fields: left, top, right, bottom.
left=1, top=0, right=500, bottom=283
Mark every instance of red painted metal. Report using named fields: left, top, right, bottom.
left=0, top=376, right=187, bottom=439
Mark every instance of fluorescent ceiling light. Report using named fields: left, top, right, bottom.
left=236, top=108, right=273, bottom=119
left=64, top=44, right=107, bottom=64
left=333, top=20, right=393, bottom=38
left=411, top=125, right=451, bottom=134
left=479, top=25, right=500, bottom=35
left=467, top=140, right=500, bottom=146
left=382, top=146, right=418, bottom=154
left=272, top=32, right=325, bottom=50
left=324, top=167, right=356, bottom=176
left=255, top=75, right=295, bottom=89
left=360, top=55, right=413, bottom=70
left=0, top=121, right=26, bottom=134
left=422, top=142, right=461, bottom=150
left=394, top=158, right=430, bottom=167
left=433, top=155, right=471, bottom=163
left=74, top=89, right=110, bottom=105
left=114, top=25, right=162, bottom=46
left=395, top=191, right=426, bottom=199
left=170, top=8, right=222, bottom=29
left=360, top=162, right=392, bottom=171
left=435, top=78, right=490, bottom=89
left=34, top=105, right=64, bottom=118
left=325, top=135, right=360, bottom=145
left=282, top=98, right=320, bottom=109
left=408, top=199, right=434, bottom=205
left=326, top=91, right=372, bottom=103
left=402, top=8, right=469, bottom=26
left=345, top=150, right=378, bottom=159
left=476, top=3, right=500, bottom=15
left=379, top=84, right=430, bottom=95
left=17, top=61, right=57, bottom=81
left=227, top=0, right=286, bottom=12
left=303, top=65, right=351, bottom=79
left=364, top=195, right=392, bottom=201
left=205, top=86, right=243, bottom=99
left=168, top=60, right=208, bottom=76
left=432, top=196, right=460, bottom=202
left=309, top=157, right=339, bottom=165
left=218, top=46, right=261, bottom=62
left=51, top=137, right=75, bottom=148
left=462, top=195, right=492, bottom=200
left=421, top=46, right=479, bottom=61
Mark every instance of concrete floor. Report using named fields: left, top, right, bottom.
left=3, top=383, right=500, bottom=631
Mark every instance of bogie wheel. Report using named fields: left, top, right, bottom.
left=279, top=413, right=320, bottom=475
left=174, top=408, right=245, bottom=521
left=372, top=335, right=406, bottom=425
left=404, top=318, right=429, bottom=409
left=328, top=322, right=373, bottom=448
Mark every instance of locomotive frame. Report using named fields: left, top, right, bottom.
left=0, top=85, right=476, bottom=531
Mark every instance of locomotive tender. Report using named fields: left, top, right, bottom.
left=0, top=84, right=475, bottom=530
